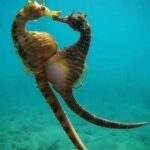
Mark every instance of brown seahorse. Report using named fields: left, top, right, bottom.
left=11, top=1, right=147, bottom=150
left=51, top=13, right=147, bottom=128
left=11, top=1, right=87, bottom=150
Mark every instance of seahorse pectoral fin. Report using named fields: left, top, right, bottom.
left=61, top=91, right=148, bottom=129
left=73, top=63, right=88, bottom=88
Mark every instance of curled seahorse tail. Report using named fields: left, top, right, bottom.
left=61, top=91, right=148, bottom=129
left=35, top=66, right=87, bottom=150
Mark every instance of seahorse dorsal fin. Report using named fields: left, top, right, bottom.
left=73, top=63, right=88, bottom=88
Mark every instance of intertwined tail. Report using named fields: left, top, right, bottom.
left=35, top=65, right=87, bottom=150
left=61, top=90, right=147, bottom=129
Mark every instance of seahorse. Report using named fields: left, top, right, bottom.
left=11, top=1, right=147, bottom=150
left=50, top=13, right=147, bottom=129
left=11, top=1, right=87, bottom=150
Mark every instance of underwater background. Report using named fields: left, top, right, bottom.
left=0, top=0, right=150, bottom=149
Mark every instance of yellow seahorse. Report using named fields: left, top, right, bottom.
left=11, top=1, right=147, bottom=150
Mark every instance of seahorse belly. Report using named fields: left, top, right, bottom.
left=45, top=54, right=69, bottom=91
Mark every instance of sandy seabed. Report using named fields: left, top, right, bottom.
left=0, top=89, right=150, bottom=150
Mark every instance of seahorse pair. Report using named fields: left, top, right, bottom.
left=11, top=1, right=147, bottom=150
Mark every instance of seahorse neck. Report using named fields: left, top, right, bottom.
left=64, top=27, right=91, bottom=58
left=75, top=27, right=91, bottom=54
left=12, top=12, right=28, bottom=37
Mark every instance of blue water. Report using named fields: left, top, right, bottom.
left=0, top=0, right=150, bottom=149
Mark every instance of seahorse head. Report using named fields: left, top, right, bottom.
left=63, top=12, right=90, bottom=32
left=20, top=1, right=61, bottom=20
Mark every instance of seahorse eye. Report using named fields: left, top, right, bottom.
left=41, top=7, right=45, bottom=11
left=77, top=16, right=82, bottom=19
left=40, top=6, right=46, bottom=13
